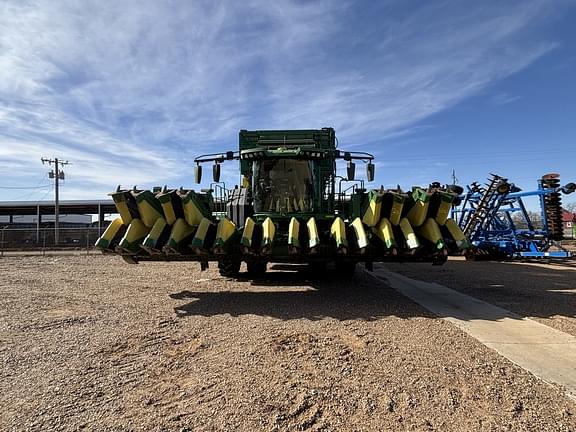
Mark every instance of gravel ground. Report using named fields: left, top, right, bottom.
left=385, top=257, right=576, bottom=337
left=1, top=255, right=575, bottom=431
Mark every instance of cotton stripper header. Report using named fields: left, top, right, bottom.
left=96, top=128, right=470, bottom=276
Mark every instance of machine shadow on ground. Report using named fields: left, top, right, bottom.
left=170, top=260, right=576, bottom=323
left=170, top=265, right=437, bottom=321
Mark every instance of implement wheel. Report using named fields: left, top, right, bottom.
left=218, top=258, right=241, bottom=277
left=247, top=261, right=267, bottom=277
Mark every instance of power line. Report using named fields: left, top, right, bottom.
left=34, top=184, right=54, bottom=203
left=9, top=174, right=51, bottom=201
left=0, top=184, right=51, bottom=190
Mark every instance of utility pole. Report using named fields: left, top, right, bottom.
left=41, top=157, right=69, bottom=245
left=451, top=169, right=459, bottom=185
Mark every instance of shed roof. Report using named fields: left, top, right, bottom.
left=0, top=200, right=116, bottom=216
left=562, top=209, right=576, bottom=222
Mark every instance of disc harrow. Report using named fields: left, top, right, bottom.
left=541, top=174, right=564, bottom=241
left=454, top=172, right=574, bottom=260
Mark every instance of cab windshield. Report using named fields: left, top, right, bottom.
left=253, top=159, right=314, bottom=213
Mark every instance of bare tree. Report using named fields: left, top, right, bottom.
left=510, top=210, right=543, bottom=230
left=565, top=202, right=576, bottom=214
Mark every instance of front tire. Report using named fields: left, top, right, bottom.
left=247, top=261, right=267, bottom=277
left=218, top=258, right=241, bottom=277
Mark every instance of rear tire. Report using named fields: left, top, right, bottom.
left=247, top=261, right=267, bottom=277
left=307, top=261, right=327, bottom=277
left=218, top=258, right=241, bottom=277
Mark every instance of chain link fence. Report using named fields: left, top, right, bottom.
left=0, top=226, right=105, bottom=256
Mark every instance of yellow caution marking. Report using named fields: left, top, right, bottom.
left=191, top=217, right=213, bottom=251
left=261, top=217, right=276, bottom=253
left=241, top=217, right=256, bottom=248
left=167, top=217, right=195, bottom=249
left=373, top=218, right=396, bottom=249
left=95, top=217, right=124, bottom=250
left=214, top=217, right=236, bottom=246
left=389, top=199, right=403, bottom=226
left=122, top=219, right=149, bottom=243
left=183, top=198, right=205, bottom=226
left=160, top=200, right=177, bottom=226
left=114, top=199, right=133, bottom=225
left=351, top=217, right=369, bottom=250
left=137, top=199, right=163, bottom=228
left=407, top=200, right=429, bottom=227
left=417, top=218, right=445, bottom=250
left=362, top=191, right=382, bottom=227
left=142, top=217, right=167, bottom=250
left=157, top=190, right=183, bottom=225
left=119, top=218, right=150, bottom=253
left=213, top=217, right=236, bottom=254
left=399, top=217, right=419, bottom=250
left=330, top=217, right=348, bottom=253
left=444, top=218, right=471, bottom=249
left=288, top=217, right=300, bottom=251
left=149, top=218, right=167, bottom=239
left=435, top=200, right=452, bottom=226
left=307, top=217, right=320, bottom=250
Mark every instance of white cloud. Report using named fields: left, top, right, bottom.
left=0, top=0, right=567, bottom=199
left=491, top=93, right=522, bottom=106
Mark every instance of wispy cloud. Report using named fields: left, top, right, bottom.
left=491, top=93, right=522, bottom=106
left=0, top=0, right=568, bottom=199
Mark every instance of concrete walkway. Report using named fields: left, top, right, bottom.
left=372, top=264, right=576, bottom=400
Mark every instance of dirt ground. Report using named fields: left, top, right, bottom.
left=1, top=255, right=575, bottom=431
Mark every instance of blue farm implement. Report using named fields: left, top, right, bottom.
left=453, top=173, right=575, bottom=260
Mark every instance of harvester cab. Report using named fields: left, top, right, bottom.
left=96, top=128, right=471, bottom=277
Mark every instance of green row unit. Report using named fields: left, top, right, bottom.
left=96, top=184, right=470, bottom=265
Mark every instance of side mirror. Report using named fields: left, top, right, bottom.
left=194, top=165, right=202, bottom=184
left=448, top=185, right=464, bottom=195
left=562, top=182, right=576, bottom=194
left=213, top=163, right=221, bottom=183
left=347, top=161, right=356, bottom=181
left=366, top=162, right=375, bottom=182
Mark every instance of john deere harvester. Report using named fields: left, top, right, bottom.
left=96, top=128, right=470, bottom=276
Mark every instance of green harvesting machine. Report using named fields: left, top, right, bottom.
left=96, top=128, right=470, bottom=276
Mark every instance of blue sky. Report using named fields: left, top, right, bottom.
left=0, top=0, right=575, bottom=208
